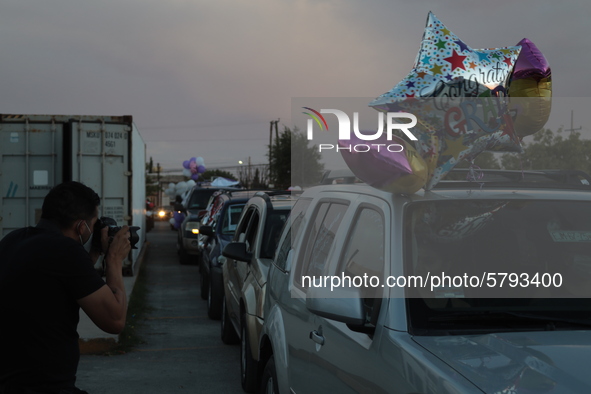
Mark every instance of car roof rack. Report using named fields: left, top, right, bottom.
left=435, top=169, right=591, bottom=190
left=265, top=190, right=295, bottom=197
left=251, top=190, right=296, bottom=211
left=218, top=188, right=266, bottom=197
left=253, top=191, right=275, bottom=212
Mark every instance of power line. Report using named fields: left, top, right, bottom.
left=139, top=120, right=269, bottom=130
left=144, top=136, right=267, bottom=142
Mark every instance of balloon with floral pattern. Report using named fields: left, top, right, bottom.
left=369, top=12, right=523, bottom=190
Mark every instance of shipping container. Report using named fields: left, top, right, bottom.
left=0, top=114, right=146, bottom=275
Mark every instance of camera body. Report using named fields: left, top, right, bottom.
left=93, top=216, right=140, bottom=250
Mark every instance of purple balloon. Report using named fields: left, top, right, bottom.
left=197, top=165, right=206, bottom=174
left=173, top=211, right=185, bottom=229
left=513, top=38, right=551, bottom=80
left=338, top=133, right=411, bottom=189
left=183, top=160, right=190, bottom=169
left=191, top=173, right=200, bottom=181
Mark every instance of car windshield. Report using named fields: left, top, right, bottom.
left=404, top=199, right=591, bottom=334
left=219, top=203, right=245, bottom=235
left=188, top=189, right=217, bottom=210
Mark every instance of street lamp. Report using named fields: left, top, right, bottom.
left=238, top=158, right=251, bottom=188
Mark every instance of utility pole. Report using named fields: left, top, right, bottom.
left=248, top=156, right=252, bottom=189
left=269, top=121, right=274, bottom=186
left=274, top=118, right=280, bottom=141
left=565, top=110, right=582, bottom=135
left=268, top=118, right=280, bottom=188
left=156, top=163, right=161, bottom=206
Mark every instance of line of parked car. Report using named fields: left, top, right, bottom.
left=175, top=169, right=591, bottom=394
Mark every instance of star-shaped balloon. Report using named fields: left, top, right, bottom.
left=367, top=12, right=524, bottom=190
left=370, top=12, right=521, bottom=108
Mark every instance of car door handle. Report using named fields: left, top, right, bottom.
left=309, top=330, right=325, bottom=346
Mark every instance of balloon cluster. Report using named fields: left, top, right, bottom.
left=340, top=12, right=551, bottom=193
left=182, top=157, right=206, bottom=181
left=165, top=180, right=197, bottom=229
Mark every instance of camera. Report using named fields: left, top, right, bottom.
left=94, top=216, right=140, bottom=250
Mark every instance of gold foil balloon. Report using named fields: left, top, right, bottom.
left=338, top=134, right=428, bottom=195
left=509, top=38, right=552, bottom=138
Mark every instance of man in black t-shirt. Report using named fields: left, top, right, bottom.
left=0, top=182, right=131, bottom=394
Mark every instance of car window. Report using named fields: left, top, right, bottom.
left=188, top=189, right=216, bottom=210
left=274, top=227, right=292, bottom=272
left=219, top=203, right=245, bottom=235
left=338, top=207, right=385, bottom=283
left=261, top=210, right=290, bottom=259
left=244, top=210, right=260, bottom=253
left=296, top=202, right=348, bottom=288
left=234, top=208, right=254, bottom=242
left=274, top=199, right=311, bottom=271
left=404, top=199, right=591, bottom=334
left=337, top=207, right=385, bottom=324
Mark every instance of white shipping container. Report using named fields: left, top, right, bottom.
left=0, top=114, right=146, bottom=275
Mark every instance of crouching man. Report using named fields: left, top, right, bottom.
left=0, top=182, right=131, bottom=394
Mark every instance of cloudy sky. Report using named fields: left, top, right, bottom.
left=1, top=0, right=589, bottom=172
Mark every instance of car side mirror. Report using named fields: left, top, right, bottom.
left=200, top=225, right=214, bottom=237
left=305, top=286, right=365, bottom=326
left=222, top=242, right=252, bottom=262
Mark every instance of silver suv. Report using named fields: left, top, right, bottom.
left=258, top=170, right=591, bottom=394
left=220, top=192, right=295, bottom=392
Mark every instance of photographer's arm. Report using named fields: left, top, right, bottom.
left=78, top=226, right=131, bottom=334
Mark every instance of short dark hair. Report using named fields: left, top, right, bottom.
left=41, top=182, right=101, bottom=229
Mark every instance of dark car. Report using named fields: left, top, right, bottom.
left=177, top=185, right=241, bottom=264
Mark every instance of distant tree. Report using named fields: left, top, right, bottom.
left=269, top=126, right=324, bottom=189
left=237, top=164, right=268, bottom=188
left=145, top=156, right=160, bottom=197
left=501, top=129, right=591, bottom=173
left=250, top=168, right=268, bottom=189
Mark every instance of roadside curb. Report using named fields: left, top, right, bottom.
left=79, top=241, right=150, bottom=355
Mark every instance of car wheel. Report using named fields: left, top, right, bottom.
left=221, top=295, right=239, bottom=344
left=241, top=313, right=258, bottom=393
left=207, top=272, right=222, bottom=320
left=260, top=356, right=278, bottom=394
left=199, top=266, right=209, bottom=300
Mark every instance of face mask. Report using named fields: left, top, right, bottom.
left=79, top=221, right=94, bottom=253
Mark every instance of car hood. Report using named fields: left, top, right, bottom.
left=185, top=212, right=200, bottom=221
left=413, top=331, right=591, bottom=393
